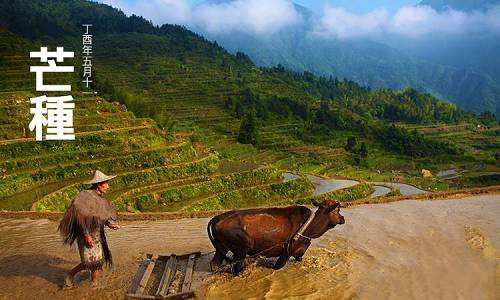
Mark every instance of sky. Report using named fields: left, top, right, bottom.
left=99, top=0, right=500, bottom=38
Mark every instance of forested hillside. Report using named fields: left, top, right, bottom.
left=195, top=0, right=500, bottom=118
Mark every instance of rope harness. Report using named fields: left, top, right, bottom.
left=292, top=207, right=318, bottom=242
left=295, top=232, right=312, bottom=241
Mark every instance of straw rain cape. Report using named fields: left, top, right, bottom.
left=58, top=190, right=117, bottom=266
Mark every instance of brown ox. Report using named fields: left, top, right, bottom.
left=207, top=199, right=345, bottom=273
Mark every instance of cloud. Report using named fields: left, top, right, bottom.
left=101, top=0, right=191, bottom=25
left=313, top=4, right=500, bottom=40
left=391, top=5, right=469, bottom=37
left=313, top=6, right=389, bottom=39
left=100, top=1, right=500, bottom=38
left=100, top=0, right=301, bottom=35
left=192, top=0, right=301, bottom=34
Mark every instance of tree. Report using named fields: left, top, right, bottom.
left=354, top=142, right=368, bottom=165
left=359, top=142, right=368, bottom=158
left=235, top=100, right=245, bottom=118
left=254, top=94, right=269, bottom=120
left=345, top=136, right=357, bottom=152
left=237, top=110, right=259, bottom=145
left=224, top=96, right=233, bottom=110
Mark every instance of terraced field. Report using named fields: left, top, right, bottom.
left=97, top=46, right=500, bottom=192
left=94, top=41, right=317, bottom=147
left=97, top=54, right=241, bottom=131
left=121, top=62, right=316, bottom=162
left=400, top=122, right=500, bottom=188
left=0, top=85, right=327, bottom=212
left=86, top=30, right=489, bottom=194
left=0, top=30, right=387, bottom=214
left=0, top=87, right=322, bottom=212
left=404, top=123, right=499, bottom=164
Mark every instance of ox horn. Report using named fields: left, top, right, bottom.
left=311, top=199, right=321, bottom=207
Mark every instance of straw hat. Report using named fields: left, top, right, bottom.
left=85, top=170, right=116, bottom=185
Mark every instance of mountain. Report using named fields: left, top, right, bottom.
left=194, top=0, right=499, bottom=117
left=414, top=0, right=500, bottom=115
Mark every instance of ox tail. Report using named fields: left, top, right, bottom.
left=207, top=216, right=219, bottom=248
left=207, top=216, right=232, bottom=261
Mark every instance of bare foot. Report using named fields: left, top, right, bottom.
left=63, top=275, right=74, bottom=289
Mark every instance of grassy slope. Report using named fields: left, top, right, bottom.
left=0, top=30, right=315, bottom=211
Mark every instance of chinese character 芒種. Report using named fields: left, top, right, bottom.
left=29, top=47, right=75, bottom=141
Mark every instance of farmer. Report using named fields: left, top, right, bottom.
left=59, top=170, right=121, bottom=287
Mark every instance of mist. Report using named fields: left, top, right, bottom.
left=101, top=0, right=302, bottom=34
left=100, top=0, right=500, bottom=40
left=313, top=4, right=500, bottom=40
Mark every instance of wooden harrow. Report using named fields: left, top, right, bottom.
left=127, top=251, right=212, bottom=299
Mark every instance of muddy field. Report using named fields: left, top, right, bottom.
left=0, top=194, right=498, bottom=299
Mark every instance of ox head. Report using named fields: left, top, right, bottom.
left=311, top=199, right=345, bottom=228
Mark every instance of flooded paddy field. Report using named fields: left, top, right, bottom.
left=0, top=194, right=498, bottom=299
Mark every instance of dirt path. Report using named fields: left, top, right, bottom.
left=0, top=194, right=498, bottom=299
left=0, top=125, right=152, bottom=145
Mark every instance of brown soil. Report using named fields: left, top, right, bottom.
left=0, top=193, right=498, bottom=299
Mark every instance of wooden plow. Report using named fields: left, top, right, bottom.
left=127, top=251, right=212, bottom=299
